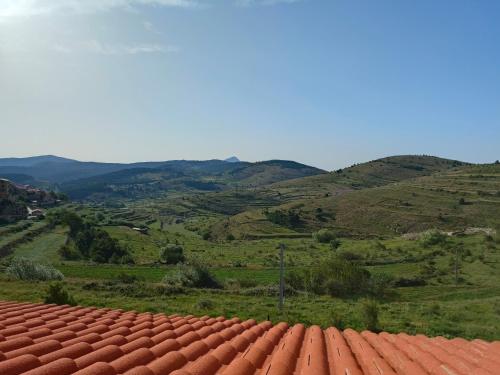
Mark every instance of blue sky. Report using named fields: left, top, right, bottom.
left=1, top=0, right=499, bottom=170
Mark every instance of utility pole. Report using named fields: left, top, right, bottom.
left=279, top=243, right=285, bottom=311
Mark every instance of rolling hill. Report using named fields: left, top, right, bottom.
left=207, top=157, right=500, bottom=239
left=0, top=156, right=325, bottom=200
left=60, top=160, right=325, bottom=200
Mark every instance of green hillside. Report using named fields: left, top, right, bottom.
left=210, top=162, right=500, bottom=239
left=60, top=160, right=324, bottom=200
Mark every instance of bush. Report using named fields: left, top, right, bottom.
left=196, top=299, right=214, bottom=309
left=330, top=239, right=341, bottom=250
left=115, top=272, right=141, bottom=284
left=264, top=209, right=301, bottom=228
left=163, top=260, right=220, bottom=289
left=202, top=231, right=212, bottom=240
left=159, top=244, right=185, bottom=265
left=44, top=282, right=76, bottom=305
left=394, top=277, right=427, bottom=287
left=286, top=257, right=375, bottom=298
left=6, top=258, right=64, bottom=281
left=58, top=245, right=81, bottom=260
left=313, top=229, right=337, bottom=243
left=368, top=273, right=395, bottom=298
left=361, top=299, right=379, bottom=331
left=330, top=311, right=346, bottom=330
left=420, top=230, right=448, bottom=247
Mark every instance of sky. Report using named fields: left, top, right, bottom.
left=0, top=0, right=499, bottom=170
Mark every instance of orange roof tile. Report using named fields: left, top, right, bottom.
left=0, top=300, right=498, bottom=375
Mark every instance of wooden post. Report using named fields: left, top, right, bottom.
left=279, top=243, right=285, bottom=311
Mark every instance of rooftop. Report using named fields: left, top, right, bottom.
left=0, top=300, right=498, bottom=375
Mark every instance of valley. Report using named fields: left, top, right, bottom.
left=0, top=155, right=499, bottom=340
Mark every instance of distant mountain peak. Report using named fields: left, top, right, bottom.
left=224, top=156, right=240, bottom=163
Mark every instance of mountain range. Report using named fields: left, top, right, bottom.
left=0, top=155, right=325, bottom=200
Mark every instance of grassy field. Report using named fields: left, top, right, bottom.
left=0, top=211, right=499, bottom=340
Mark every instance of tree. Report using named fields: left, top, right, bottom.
left=159, top=244, right=185, bottom=265
left=59, top=211, right=85, bottom=237
left=89, top=229, right=126, bottom=263
left=313, top=229, right=337, bottom=243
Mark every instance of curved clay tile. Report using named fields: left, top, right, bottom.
left=146, top=351, right=188, bottom=374
left=0, top=353, right=41, bottom=375
left=0, top=300, right=498, bottom=375
left=109, top=347, right=155, bottom=373
left=22, top=357, right=77, bottom=375
left=72, top=361, right=117, bottom=375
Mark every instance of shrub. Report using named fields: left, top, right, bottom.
left=313, top=229, right=337, bottom=243
left=58, top=245, right=81, bottom=260
left=394, top=277, right=427, bottom=287
left=368, top=273, right=395, bottom=298
left=286, top=257, right=375, bottom=298
left=420, top=230, right=448, bottom=247
left=44, top=282, right=76, bottom=305
left=163, top=260, right=220, bottom=289
left=324, top=259, right=371, bottom=297
left=196, top=299, right=214, bottom=309
left=361, top=299, right=379, bottom=331
left=6, top=258, right=64, bottom=281
left=115, top=272, right=141, bottom=284
left=330, top=238, right=341, bottom=250
left=159, top=244, right=185, bottom=265
left=264, top=209, right=301, bottom=228
left=330, top=311, right=346, bottom=330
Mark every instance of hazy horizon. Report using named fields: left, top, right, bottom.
left=1, top=0, right=499, bottom=170
left=0, top=152, right=494, bottom=173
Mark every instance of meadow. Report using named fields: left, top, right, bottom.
left=0, top=209, right=499, bottom=341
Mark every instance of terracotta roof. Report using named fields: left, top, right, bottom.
left=0, top=301, right=498, bottom=375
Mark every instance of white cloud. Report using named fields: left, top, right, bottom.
left=54, top=40, right=178, bottom=55
left=0, top=0, right=198, bottom=19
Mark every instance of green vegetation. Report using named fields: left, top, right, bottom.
left=53, top=210, right=132, bottom=264
left=159, top=244, right=185, bottom=265
left=0, top=156, right=499, bottom=340
left=44, top=282, right=77, bottom=305
left=6, top=258, right=63, bottom=281
left=361, top=299, right=380, bottom=331
left=163, top=260, right=221, bottom=289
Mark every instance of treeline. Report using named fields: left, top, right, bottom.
left=49, top=210, right=133, bottom=264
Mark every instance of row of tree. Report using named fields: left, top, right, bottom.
left=49, top=210, right=133, bottom=264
